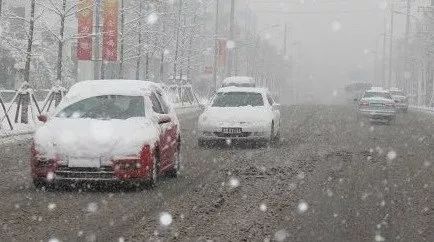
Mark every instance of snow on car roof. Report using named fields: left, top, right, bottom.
left=222, top=76, right=254, bottom=84
left=388, top=87, right=402, bottom=92
left=55, top=80, right=163, bottom=113
left=366, top=87, right=389, bottom=93
left=217, top=86, right=268, bottom=94
left=68, top=79, right=161, bottom=98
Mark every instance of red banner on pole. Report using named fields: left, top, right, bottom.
left=77, top=0, right=93, bottom=60
left=102, top=0, right=119, bottom=61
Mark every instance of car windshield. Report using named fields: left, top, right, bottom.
left=363, top=92, right=392, bottom=99
left=390, top=91, right=405, bottom=96
left=56, top=95, right=145, bottom=120
left=212, top=92, right=264, bottom=107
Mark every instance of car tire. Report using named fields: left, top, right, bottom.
left=33, top=178, right=49, bottom=190
left=167, top=141, right=181, bottom=178
left=198, top=139, right=207, bottom=148
left=266, top=123, right=274, bottom=146
left=147, top=153, right=159, bottom=188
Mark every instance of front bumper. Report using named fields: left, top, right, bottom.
left=359, top=108, right=396, bottom=119
left=31, top=160, right=151, bottom=183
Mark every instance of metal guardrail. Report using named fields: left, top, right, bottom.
left=410, top=105, right=434, bottom=114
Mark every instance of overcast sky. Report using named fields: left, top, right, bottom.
left=245, top=0, right=427, bottom=102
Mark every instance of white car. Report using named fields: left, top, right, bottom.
left=358, top=88, right=397, bottom=123
left=197, top=87, right=280, bottom=146
left=221, top=76, right=255, bottom=87
left=31, top=80, right=181, bottom=189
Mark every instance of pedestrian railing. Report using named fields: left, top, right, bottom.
left=410, top=105, right=434, bottom=114
left=0, top=84, right=65, bottom=132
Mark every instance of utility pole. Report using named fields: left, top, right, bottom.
left=136, top=0, right=143, bottom=80
left=388, top=2, right=395, bottom=88
left=403, top=0, right=412, bottom=90
left=94, top=0, right=101, bottom=80
left=24, top=0, right=36, bottom=84
left=213, top=0, right=220, bottom=90
left=382, top=15, right=387, bottom=86
left=283, top=23, right=288, bottom=56
left=173, top=0, right=183, bottom=79
left=159, top=3, right=167, bottom=83
left=227, top=0, right=235, bottom=77
left=56, top=0, right=67, bottom=83
left=119, top=0, right=125, bottom=79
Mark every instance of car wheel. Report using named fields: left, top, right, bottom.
left=167, top=141, right=181, bottom=178
left=387, top=117, right=395, bottom=125
left=33, top=178, right=49, bottom=190
left=148, top=153, right=159, bottom=188
left=198, top=139, right=207, bottom=148
left=269, top=123, right=275, bottom=142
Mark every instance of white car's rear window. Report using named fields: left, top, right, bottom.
left=212, top=92, right=264, bottom=107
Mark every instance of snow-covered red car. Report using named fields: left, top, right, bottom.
left=197, top=87, right=281, bottom=146
left=31, top=80, right=181, bottom=189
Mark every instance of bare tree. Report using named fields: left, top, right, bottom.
left=24, top=0, right=36, bottom=84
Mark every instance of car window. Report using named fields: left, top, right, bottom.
left=267, top=94, right=274, bottom=106
left=155, top=91, right=170, bottom=114
left=150, top=92, right=164, bottom=114
left=212, top=92, right=264, bottom=107
left=363, top=92, right=392, bottom=100
left=56, top=95, right=145, bottom=120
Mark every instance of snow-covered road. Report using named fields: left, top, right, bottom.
left=0, top=105, right=433, bottom=241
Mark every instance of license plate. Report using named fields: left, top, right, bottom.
left=68, top=158, right=100, bottom=168
left=371, top=103, right=383, bottom=107
left=222, top=128, right=242, bottom=134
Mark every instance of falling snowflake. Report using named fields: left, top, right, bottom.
left=48, top=238, right=60, bottom=242
left=326, top=189, right=334, bottom=197
left=47, top=172, right=55, bottom=181
left=375, top=234, right=385, bottom=242
left=331, top=20, right=342, bottom=32
left=387, top=150, right=397, bottom=161
left=260, top=203, right=267, bottom=212
left=226, top=139, right=232, bottom=145
left=159, top=212, right=173, bottom=226
left=118, top=237, right=125, bottom=242
left=48, top=203, right=57, bottom=210
left=229, top=177, right=240, bottom=188
left=274, top=229, right=288, bottom=242
left=86, top=202, right=98, bottom=213
left=296, top=171, right=305, bottom=180
left=147, top=13, right=159, bottom=25
left=297, top=200, right=309, bottom=213
left=226, top=40, right=236, bottom=49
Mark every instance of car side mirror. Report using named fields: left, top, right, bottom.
left=272, top=103, right=280, bottom=110
left=37, top=114, right=48, bottom=123
left=158, top=115, right=171, bottom=124
left=353, top=98, right=358, bottom=102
